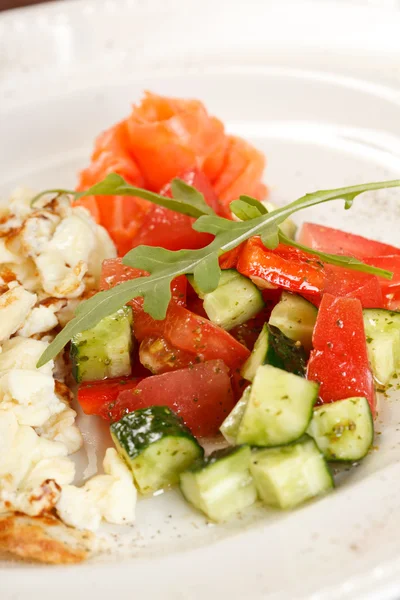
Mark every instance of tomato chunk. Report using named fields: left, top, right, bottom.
left=110, top=360, right=235, bottom=437
left=237, top=237, right=326, bottom=295
left=219, top=244, right=244, bottom=270
left=100, top=258, right=249, bottom=371
left=77, top=378, right=142, bottom=420
left=306, top=266, right=383, bottom=309
left=307, top=294, right=376, bottom=416
left=299, top=223, right=400, bottom=259
left=163, top=304, right=250, bottom=372
left=100, top=258, right=187, bottom=307
left=130, top=169, right=218, bottom=251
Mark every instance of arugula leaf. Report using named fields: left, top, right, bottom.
left=37, top=178, right=400, bottom=367
left=239, top=195, right=268, bottom=214
left=278, top=232, right=394, bottom=279
left=261, top=227, right=280, bottom=250
left=170, top=178, right=215, bottom=216
left=230, top=196, right=268, bottom=221
left=31, top=173, right=214, bottom=219
left=230, top=199, right=265, bottom=221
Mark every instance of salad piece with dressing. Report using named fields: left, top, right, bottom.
left=1, top=92, right=400, bottom=564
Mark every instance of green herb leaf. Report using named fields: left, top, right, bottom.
left=38, top=178, right=400, bottom=366
left=193, top=254, right=221, bottom=294
left=278, top=232, right=394, bottom=279
left=230, top=199, right=263, bottom=221
left=239, top=195, right=268, bottom=215
left=261, top=227, right=280, bottom=250
left=230, top=196, right=268, bottom=221
left=76, top=173, right=213, bottom=218
left=193, top=215, right=247, bottom=236
left=32, top=173, right=214, bottom=219
left=170, top=178, right=215, bottom=216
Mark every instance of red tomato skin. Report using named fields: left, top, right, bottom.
left=237, top=238, right=326, bottom=295
left=365, top=255, right=400, bottom=289
left=307, top=294, right=376, bottom=416
left=299, top=223, right=400, bottom=259
left=363, top=255, right=400, bottom=309
left=130, top=206, right=213, bottom=251
left=314, top=266, right=383, bottom=308
left=218, top=245, right=244, bottom=270
left=129, top=168, right=221, bottom=251
left=179, top=168, right=223, bottom=215
left=100, top=258, right=187, bottom=306
left=111, top=360, right=235, bottom=437
left=77, top=378, right=142, bottom=420
left=163, top=304, right=250, bottom=372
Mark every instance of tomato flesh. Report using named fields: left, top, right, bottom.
left=307, top=294, right=376, bottom=416
left=299, top=222, right=400, bottom=259
left=129, top=169, right=220, bottom=251
left=163, top=304, right=250, bottom=372
left=77, top=378, right=142, bottom=420
left=304, top=266, right=383, bottom=309
left=237, top=238, right=326, bottom=295
left=110, top=360, right=235, bottom=437
left=100, top=258, right=187, bottom=307
left=219, top=244, right=244, bottom=270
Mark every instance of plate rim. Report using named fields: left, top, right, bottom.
left=2, top=1, right=400, bottom=599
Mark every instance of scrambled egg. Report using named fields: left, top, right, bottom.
left=0, top=189, right=137, bottom=538
left=56, top=448, right=137, bottom=531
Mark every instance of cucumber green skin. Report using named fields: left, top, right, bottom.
left=308, top=397, right=374, bottom=462
left=188, top=445, right=250, bottom=473
left=266, top=325, right=307, bottom=377
left=269, top=292, right=317, bottom=353
left=111, top=406, right=204, bottom=494
left=110, top=406, right=201, bottom=460
left=70, top=306, right=133, bottom=383
left=241, top=324, right=307, bottom=382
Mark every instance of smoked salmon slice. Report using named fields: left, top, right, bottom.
left=213, top=135, right=267, bottom=207
left=75, top=93, right=267, bottom=255
left=126, top=92, right=228, bottom=191
left=76, top=121, right=150, bottom=254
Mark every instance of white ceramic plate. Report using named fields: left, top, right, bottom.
left=2, top=1, right=400, bottom=598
